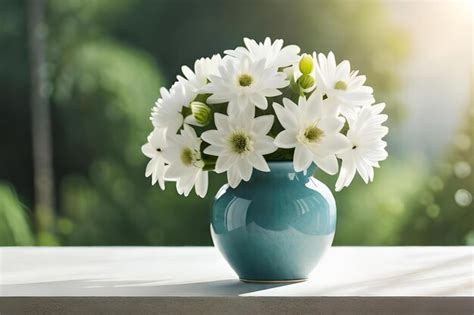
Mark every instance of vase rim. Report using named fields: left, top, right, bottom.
left=255, top=161, right=316, bottom=176
left=266, top=161, right=293, bottom=165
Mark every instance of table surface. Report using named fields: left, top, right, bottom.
left=1, top=246, right=473, bottom=314
left=1, top=246, right=473, bottom=297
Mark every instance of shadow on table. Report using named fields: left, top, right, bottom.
left=149, top=279, right=290, bottom=296
left=1, top=279, right=291, bottom=296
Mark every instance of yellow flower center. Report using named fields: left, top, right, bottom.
left=335, top=80, right=347, bottom=90
left=238, top=74, right=253, bottom=87
left=180, top=148, right=194, bottom=166
left=298, top=125, right=324, bottom=144
left=230, top=132, right=253, bottom=154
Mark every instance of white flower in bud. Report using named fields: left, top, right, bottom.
left=184, top=101, right=212, bottom=127
left=299, top=54, right=314, bottom=75
left=297, top=74, right=315, bottom=90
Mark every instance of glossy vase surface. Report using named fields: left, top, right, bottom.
left=210, top=162, right=336, bottom=283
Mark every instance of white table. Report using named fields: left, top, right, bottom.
left=1, top=247, right=473, bottom=314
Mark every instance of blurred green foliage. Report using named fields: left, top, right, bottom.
left=0, top=0, right=471, bottom=246
left=0, top=183, right=34, bottom=246
left=329, top=158, right=427, bottom=245
left=398, top=88, right=474, bottom=245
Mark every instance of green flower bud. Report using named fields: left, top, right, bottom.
left=299, top=54, right=314, bottom=75
left=190, top=101, right=211, bottom=126
left=297, top=74, right=315, bottom=90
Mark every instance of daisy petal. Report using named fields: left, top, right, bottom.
left=195, top=172, right=209, bottom=198
left=248, top=153, right=270, bottom=172
left=215, top=154, right=237, bottom=173
left=253, top=115, right=274, bottom=135
left=227, top=166, right=241, bottom=188
left=335, top=155, right=357, bottom=191
left=274, top=130, right=297, bottom=148
left=294, top=145, right=313, bottom=172
left=314, top=155, right=339, bottom=175
left=201, top=130, right=225, bottom=147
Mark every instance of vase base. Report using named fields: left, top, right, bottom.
left=239, top=278, right=307, bottom=284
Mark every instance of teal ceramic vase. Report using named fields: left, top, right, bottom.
left=210, top=162, right=336, bottom=283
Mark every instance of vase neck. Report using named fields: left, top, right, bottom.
left=250, top=162, right=316, bottom=181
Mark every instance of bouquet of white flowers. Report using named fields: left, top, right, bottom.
left=142, top=37, right=388, bottom=197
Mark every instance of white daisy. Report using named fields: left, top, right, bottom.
left=178, top=54, right=223, bottom=94
left=151, top=80, right=195, bottom=137
left=225, top=37, right=301, bottom=69
left=162, top=125, right=209, bottom=198
left=314, top=52, right=375, bottom=118
left=335, top=103, right=389, bottom=191
left=273, top=93, right=350, bottom=174
left=141, top=128, right=168, bottom=190
left=205, top=56, right=288, bottom=115
left=201, top=108, right=277, bottom=188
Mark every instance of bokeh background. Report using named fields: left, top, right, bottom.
left=0, top=0, right=472, bottom=246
